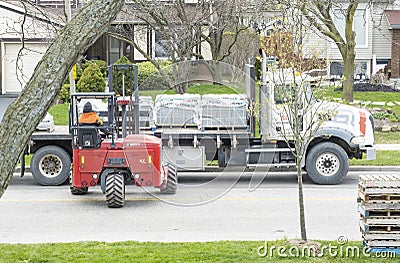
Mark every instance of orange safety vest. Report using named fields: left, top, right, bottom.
left=78, top=112, right=103, bottom=125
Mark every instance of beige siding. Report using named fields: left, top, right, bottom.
left=302, top=24, right=329, bottom=60
left=326, top=6, right=373, bottom=60
left=303, top=3, right=395, bottom=62
left=371, top=5, right=392, bottom=59
left=134, top=25, right=148, bottom=61
left=0, top=2, right=57, bottom=39
left=201, top=26, right=212, bottom=60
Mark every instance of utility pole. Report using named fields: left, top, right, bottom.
left=65, top=0, right=76, bottom=94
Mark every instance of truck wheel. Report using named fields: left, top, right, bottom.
left=306, top=142, right=349, bottom=185
left=31, top=146, right=70, bottom=186
left=70, top=186, right=88, bottom=195
left=218, top=147, right=227, bottom=167
left=105, top=173, right=125, bottom=208
left=160, top=163, right=178, bottom=194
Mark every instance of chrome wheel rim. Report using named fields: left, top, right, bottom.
left=38, top=154, right=62, bottom=178
left=316, top=152, right=340, bottom=176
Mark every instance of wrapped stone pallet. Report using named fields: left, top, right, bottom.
left=154, top=94, right=201, bottom=127
left=201, top=94, right=248, bottom=130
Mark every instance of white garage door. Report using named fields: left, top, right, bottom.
left=2, top=42, right=47, bottom=94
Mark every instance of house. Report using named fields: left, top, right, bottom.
left=0, top=0, right=63, bottom=94
left=2, top=0, right=400, bottom=95
left=301, top=1, right=398, bottom=79
left=0, top=0, right=215, bottom=95
left=85, top=3, right=213, bottom=64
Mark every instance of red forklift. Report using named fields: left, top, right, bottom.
left=69, top=64, right=177, bottom=208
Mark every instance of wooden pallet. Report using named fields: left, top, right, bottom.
left=363, top=232, right=400, bottom=240
left=359, top=186, right=400, bottom=195
left=359, top=175, right=400, bottom=188
left=359, top=192, right=400, bottom=202
left=360, top=202, right=400, bottom=211
left=363, top=239, right=400, bottom=247
left=359, top=175, right=400, bottom=252
left=361, top=216, right=400, bottom=226
left=360, top=221, right=400, bottom=233
left=361, top=211, right=400, bottom=218
left=201, top=126, right=248, bottom=131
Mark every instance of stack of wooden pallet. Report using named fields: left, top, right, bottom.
left=358, top=174, right=400, bottom=254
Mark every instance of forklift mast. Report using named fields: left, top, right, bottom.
left=108, top=64, right=140, bottom=137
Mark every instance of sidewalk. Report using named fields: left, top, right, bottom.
left=375, top=144, right=400, bottom=151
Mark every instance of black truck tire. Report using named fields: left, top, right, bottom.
left=218, top=146, right=227, bottom=167
left=31, top=146, right=71, bottom=186
left=306, top=142, right=349, bottom=185
left=106, top=173, right=125, bottom=208
left=160, top=163, right=178, bottom=194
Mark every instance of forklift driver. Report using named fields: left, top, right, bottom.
left=78, top=102, right=103, bottom=125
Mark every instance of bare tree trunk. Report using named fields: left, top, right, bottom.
left=342, top=49, right=355, bottom=102
left=340, top=2, right=357, bottom=102
left=297, top=162, right=307, bottom=241
left=0, top=0, right=124, bottom=198
left=300, top=0, right=358, bottom=102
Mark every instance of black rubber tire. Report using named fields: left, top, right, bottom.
left=160, top=163, right=178, bottom=194
left=70, top=186, right=88, bottom=195
left=105, top=173, right=125, bottom=208
left=31, top=146, right=71, bottom=186
left=218, top=146, right=227, bottom=167
left=306, top=142, right=349, bottom=185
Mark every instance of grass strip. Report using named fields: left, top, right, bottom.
left=0, top=240, right=396, bottom=262
left=350, top=150, right=400, bottom=166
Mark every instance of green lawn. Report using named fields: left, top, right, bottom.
left=320, top=86, right=400, bottom=114
left=350, top=150, right=400, bottom=166
left=187, top=84, right=244, bottom=95
left=374, top=132, right=400, bottom=144
left=0, top=240, right=395, bottom=262
left=138, top=89, right=175, bottom=100
left=48, top=103, right=69, bottom=125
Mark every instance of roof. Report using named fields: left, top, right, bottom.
left=385, top=10, right=400, bottom=30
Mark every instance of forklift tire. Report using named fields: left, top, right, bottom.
left=306, top=142, right=349, bottom=185
left=160, top=163, right=178, bottom=194
left=31, top=146, right=71, bottom=186
left=105, top=173, right=125, bottom=208
left=70, top=186, right=88, bottom=195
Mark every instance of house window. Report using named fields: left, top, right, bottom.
left=153, top=31, right=169, bottom=59
left=355, top=61, right=369, bottom=79
left=333, top=9, right=367, bottom=48
left=109, top=36, right=122, bottom=64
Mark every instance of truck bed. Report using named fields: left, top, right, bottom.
left=31, top=126, right=71, bottom=140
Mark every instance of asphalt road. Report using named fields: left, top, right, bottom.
left=1, top=170, right=396, bottom=244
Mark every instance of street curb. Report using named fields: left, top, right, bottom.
left=349, top=166, right=400, bottom=172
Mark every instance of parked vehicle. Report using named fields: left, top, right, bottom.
left=22, top=62, right=376, bottom=186
left=69, top=91, right=177, bottom=208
